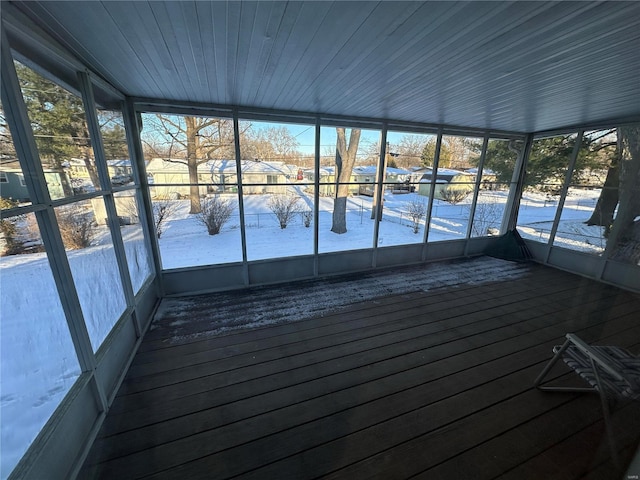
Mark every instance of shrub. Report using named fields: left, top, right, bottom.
left=197, top=195, right=235, bottom=235
left=152, top=198, right=179, bottom=239
left=441, top=188, right=469, bottom=204
left=0, top=198, right=24, bottom=256
left=405, top=199, right=427, bottom=234
left=56, top=204, right=97, bottom=249
left=468, top=197, right=502, bottom=237
left=268, top=195, right=299, bottom=229
left=300, top=209, right=313, bottom=228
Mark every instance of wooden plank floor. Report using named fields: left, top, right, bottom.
left=79, top=258, right=640, bottom=479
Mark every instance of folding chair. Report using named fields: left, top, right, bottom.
left=534, top=333, right=640, bottom=467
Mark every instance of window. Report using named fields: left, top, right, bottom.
left=318, top=126, right=381, bottom=253
left=239, top=119, right=315, bottom=261
left=0, top=172, right=8, bottom=183
left=377, top=131, right=437, bottom=246
left=517, top=134, right=578, bottom=244
left=140, top=112, right=241, bottom=268
left=427, top=135, right=483, bottom=242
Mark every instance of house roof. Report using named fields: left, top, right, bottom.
left=145, top=158, right=295, bottom=176
left=5, top=1, right=640, bottom=133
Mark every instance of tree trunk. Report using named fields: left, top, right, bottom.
left=331, top=128, right=361, bottom=234
left=585, top=161, right=618, bottom=227
left=606, top=126, right=640, bottom=264
left=186, top=117, right=201, bottom=214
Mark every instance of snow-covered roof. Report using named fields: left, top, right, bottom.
left=385, top=167, right=412, bottom=175
left=106, top=159, right=131, bottom=167
left=353, top=165, right=377, bottom=175
left=212, top=160, right=294, bottom=175
left=145, top=158, right=294, bottom=176
left=303, top=167, right=335, bottom=175
left=465, top=167, right=494, bottom=175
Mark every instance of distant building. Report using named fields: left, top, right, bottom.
left=145, top=158, right=297, bottom=198
left=417, top=168, right=475, bottom=200
left=0, top=159, right=68, bottom=201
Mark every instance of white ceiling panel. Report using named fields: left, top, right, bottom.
left=6, top=1, right=640, bottom=133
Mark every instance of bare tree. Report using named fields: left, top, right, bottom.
left=197, top=195, right=235, bottom=235
left=56, top=204, right=97, bottom=249
left=405, top=199, right=427, bottom=234
left=468, top=198, right=502, bottom=237
left=268, top=194, right=300, bottom=229
left=396, top=134, right=429, bottom=169
left=142, top=115, right=235, bottom=214
left=152, top=199, right=179, bottom=239
left=331, top=128, right=361, bottom=234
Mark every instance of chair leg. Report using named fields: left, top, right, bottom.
left=535, top=338, right=596, bottom=392
left=591, top=357, right=621, bottom=469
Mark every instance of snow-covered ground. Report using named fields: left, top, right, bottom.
left=0, top=186, right=606, bottom=477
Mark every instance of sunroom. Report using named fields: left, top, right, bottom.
left=1, top=2, right=640, bottom=479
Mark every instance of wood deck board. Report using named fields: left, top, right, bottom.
left=79, top=259, right=640, bottom=480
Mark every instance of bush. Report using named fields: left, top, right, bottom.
left=56, top=204, right=97, bottom=249
left=300, top=209, right=313, bottom=228
left=467, top=198, right=502, bottom=237
left=197, top=195, right=235, bottom=235
left=405, top=199, right=427, bottom=234
left=0, top=198, right=24, bottom=256
left=268, top=195, right=299, bottom=229
left=441, top=188, right=469, bottom=204
left=152, top=198, right=179, bottom=239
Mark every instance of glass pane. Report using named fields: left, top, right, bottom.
left=140, top=113, right=242, bottom=268
left=14, top=60, right=101, bottom=199
left=318, top=126, right=381, bottom=253
left=114, top=193, right=153, bottom=293
left=239, top=120, right=314, bottom=260
left=54, top=199, right=126, bottom=351
left=97, top=108, right=132, bottom=186
left=0, top=214, right=80, bottom=477
left=427, top=135, right=482, bottom=242
left=552, top=129, right=616, bottom=253
left=517, top=134, right=577, bottom=244
left=377, top=131, right=436, bottom=246
left=1, top=99, right=32, bottom=208
left=470, top=139, right=520, bottom=238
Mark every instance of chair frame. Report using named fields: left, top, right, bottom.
left=534, top=333, right=635, bottom=468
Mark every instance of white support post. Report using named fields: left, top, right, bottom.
left=233, top=111, right=249, bottom=285
left=372, top=126, right=388, bottom=266
left=422, top=128, right=443, bottom=260
left=464, top=135, right=489, bottom=248
left=546, top=130, right=584, bottom=262
left=77, top=71, right=139, bottom=337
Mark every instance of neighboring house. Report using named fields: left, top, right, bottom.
left=231, top=160, right=295, bottom=195
left=145, top=158, right=296, bottom=198
left=107, top=159, right=133, bottom=177
left=303, top=165, right=413, bottom=197
left=0, top=159, right=67, bottom=201
left=417, top=168, right=475, bottom=200
left=0, top=168, right=28, bottom=202
left=466, top=167, right=498, bottom=190
left=68, top=158, right=133, bottom=183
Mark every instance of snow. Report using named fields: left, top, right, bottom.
left=0, top=226, right=151, bottom=478
left=0, top=184, right=614, bottom=478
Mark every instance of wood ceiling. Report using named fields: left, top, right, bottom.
left=6, top=1, right=640, bottom=133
